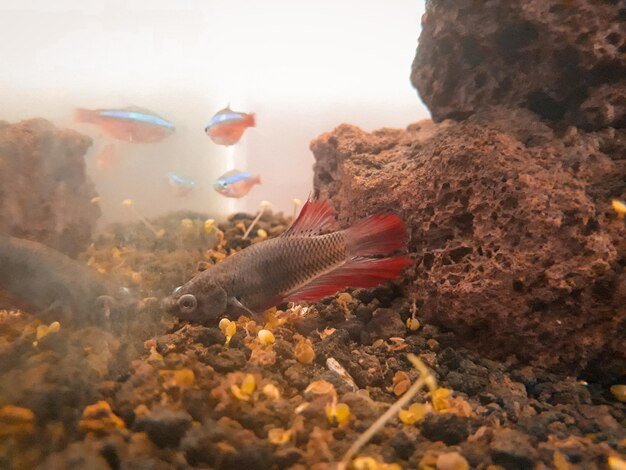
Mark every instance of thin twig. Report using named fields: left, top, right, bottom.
left=242, top=209, right=264, bottom=239
left=337, top=354, right=436, bottom=469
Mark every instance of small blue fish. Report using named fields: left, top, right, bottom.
left=167, top=172, right=196, bottom=197
left=214, top=170, right=261, bottom=198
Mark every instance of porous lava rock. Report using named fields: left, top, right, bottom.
left=411, top=0, right=626, bottom=129
left=312, top=108, right=626, bottom=380
left=0, top=118, right=99, bottom=257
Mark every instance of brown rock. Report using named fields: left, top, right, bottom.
left=312, top=108, right=626, bottom=380
left=412, top=1, right=626, bottom=129
left=0, top=118, right=99, bottom=256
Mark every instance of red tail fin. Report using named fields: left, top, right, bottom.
left=74, top=108, right=98, bottom=123
left=246, top=113, right=256, bottom=127
left=280, top=209, right=410, bottom=303
left=284, top=256, right=412, bottom=302
left=345, top=214, right=408, bottom=257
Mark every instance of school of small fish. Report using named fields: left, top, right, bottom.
left=75, top=102, right=259, bottom=200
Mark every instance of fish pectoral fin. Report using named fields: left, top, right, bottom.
left=228, top=297, right=256, bottom=317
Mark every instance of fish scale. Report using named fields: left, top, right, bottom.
left=163, top=200, right=412, bottom=322
left=225, top=234, right=346, bottom=307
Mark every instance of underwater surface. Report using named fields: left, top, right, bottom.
left=1, top=1, right=625, bottom=469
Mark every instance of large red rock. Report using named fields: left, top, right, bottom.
left=0, top=119, right=99, bottom=257
left=411, top=0, right=626, bottom=129
left=312, top=108, right=626, bottom=380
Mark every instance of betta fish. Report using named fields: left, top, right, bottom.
left=204, top=106, right=255, bottom=146
left=0, top=233, right=136, bottom=323
left=167, top=172, right=196, bottom=197
left=163, top=200, right=412, bottom=322
left=75, top=106, right=175, bottom=143
left=213, top=170, right=261, bottom=198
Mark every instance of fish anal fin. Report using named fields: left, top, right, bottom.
left=283, top=256, right=412, bottom=302
left=281, top=199, right=336, bottom=237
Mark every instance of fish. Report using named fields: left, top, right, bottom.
left=0, top=233, right=135, bottom=322
left=167, top=172, right=197, bottom=197
left=162, top=199, right=412, bottom=322
left=213, top=169, right=261, bottom=198
left=204, top=106, right=255, bottom=146
left=74, top=106, right=175, bottom=143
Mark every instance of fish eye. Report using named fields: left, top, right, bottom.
left=178, top=294, right=197, bottom=313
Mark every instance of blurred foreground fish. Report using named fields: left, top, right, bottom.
left=204, top=106, right=255, bottom=146
left=167, top=172, right=196, bottom=197
left=74, top=106, right=175, bottom=143
left=0, top=234, right=135, bottom=322
left=163, top=200, right=412, bottom=322
left=213, top=169, right=261, bottom=198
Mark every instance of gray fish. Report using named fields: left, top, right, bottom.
left=0, top=234, right=134, bottom=322
left=163, top=200, right=411, bottom=322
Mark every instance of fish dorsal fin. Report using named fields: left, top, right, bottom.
left=281, top=199, right=336, bottom=237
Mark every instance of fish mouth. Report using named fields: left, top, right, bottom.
left=160, top=296, right=178, bottom=314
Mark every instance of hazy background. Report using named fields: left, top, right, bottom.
left=0, top=0, right=429, bottom=222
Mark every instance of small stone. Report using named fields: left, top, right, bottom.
left=390, top=430, right=417, bottom=460
left=199, top=345, right=247, bottom=372
left=437, top=452, right=469, bottom=470
left=352, top=288, right=375, bottom=304
left=189, top=327, right=225, bottom=346
left=421, top=413, right=473, bottom=445
left=489, top=428, right=538, bottom=469
left=218, top=443, right=273, bottom=470
left=134, top=406, right=192, bottom=447
left=354, top=305, right=373, bottom=323
left=274, top=447, right=304, bottom=468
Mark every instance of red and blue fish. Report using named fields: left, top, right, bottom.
left=213, top=169, right=261, bottom=198
left=75, top=106, right=175, bottom=143
left=167, top=172, right=197, bottom=198
left=205, top=106, right=255, bottom=146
